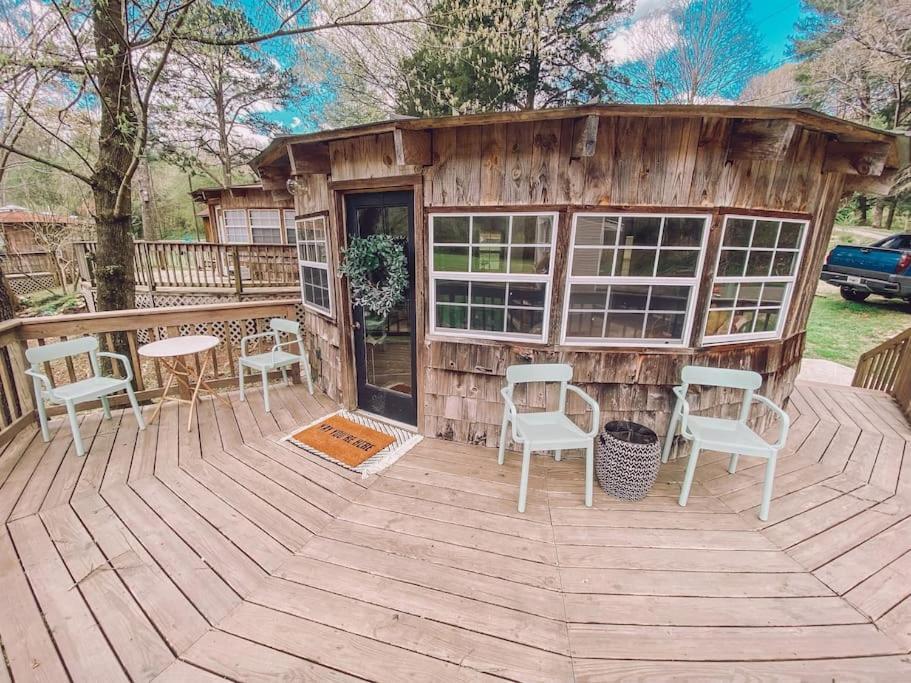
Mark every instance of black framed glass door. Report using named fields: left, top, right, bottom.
left=344, top=191, right=417, bottom=425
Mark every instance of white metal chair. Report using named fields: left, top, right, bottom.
left=499, top=363, right=600, bottom=513
left=238, top=318, right=313, bottom=412
left=25, top=336, right=145, bottom=457
left=661, top=365, right=790, bottom=521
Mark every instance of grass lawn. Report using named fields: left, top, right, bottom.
left=805, top=285, right=911, bottom=367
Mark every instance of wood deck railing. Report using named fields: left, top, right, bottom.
left=853, top=326, right=911, bottom=417
left=74, top=240, right=298, bottom=292
left=0, top=299, right=303, bottom=446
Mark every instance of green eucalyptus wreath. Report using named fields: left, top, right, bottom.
left=339, top=234, right=408, bottom=317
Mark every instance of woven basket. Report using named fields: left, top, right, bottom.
left=595, top=421, right=661, bottom=501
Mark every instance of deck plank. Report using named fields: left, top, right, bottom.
left=1, top=379, right=909, bottom=679
left=8, top=514, right=128, bottom=681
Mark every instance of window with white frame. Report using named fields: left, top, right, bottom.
left=702, top=215, right=807, bottom=343
left=562, top=213, right=710, bottom=345
left=283, top=210, right=297, bottom=244
left=249, top=209, right=283, bottom=244
left=296, top=214, right=332, bottom=315
left=429, top=213, right=557, bottom=342
left=222, top=209, right=248, bottom=243
left=219, top=208, right=296, bottom=244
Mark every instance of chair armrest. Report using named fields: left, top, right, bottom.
left=24, top=368, right=53, bottom=394
left=752, top=393, right=790, bottom=449
left=270, top=338, right=304, bottom=364
left=240, top=332, right=274, bottom=357
left=671, top=385, right=694, bottom=440
left=500, top=386, right=521, bottom=442
left=97, top=351, right=134, bottom=382
left=567, top=384, right=601, bottom=438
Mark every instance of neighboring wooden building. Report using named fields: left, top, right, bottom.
left=251, top=104, right=905, bottom=447
left=0, top=206, right=86, bottom=253
left=0, top=206, right=88, bottom=294
left=190, top=183, right=296, bottom=244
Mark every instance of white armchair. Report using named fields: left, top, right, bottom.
left=499, top=363, right=600, bottom=513
left=238, top=318, right=313, bottom=412
left=661, top=365, right=790, bottom=521
left=25, top=336, right=145, bottom=457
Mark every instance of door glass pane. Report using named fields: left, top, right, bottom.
left=357, top=203, right=413, bottom=398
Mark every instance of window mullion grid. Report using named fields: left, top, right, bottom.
left=429, top=212, right=557, bottom=341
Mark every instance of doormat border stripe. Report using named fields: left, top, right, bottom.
left=282, top=410, right=423, bottom=477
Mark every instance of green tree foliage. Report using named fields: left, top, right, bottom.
left=793, top=0, right=911, bottom=218
left=397, top=0, right=630, bottom=115
left=793, top=0, right=910, bottom=129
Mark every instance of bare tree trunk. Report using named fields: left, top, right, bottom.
left=215, top=90, right=233, bottom=187
left=91, top=0, right=137, bottom=318
left=524, top=54, right=540, bottom=110
left=136, top=158, right=158, bottom=240
left=873, top=199, right=885, bottom=229
left=0, top=263, right=15, bottom=423
left=857, top=195, right=868, bottom=224
left=0, top=263, right=15, bottom=321
left=885, top=197, right=898, bottom=231
left=189, top=173, right=202, bottom=241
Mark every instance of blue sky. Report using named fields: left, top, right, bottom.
left=267, top=0, right=806, bottom=133
left=747, top=0, right=803, bottom=65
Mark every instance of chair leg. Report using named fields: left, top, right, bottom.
left=261, top=369, right=270, bottom=413
left=66, top=401, right=85, bottom=457
left=678, top=441, right=700, bottom=508
left=126, top=386, right=145, bottom=430
left=305, top=366, right=314, bottom=394
left=498, top=412, right=509, bottom=465
left=518, top=443, right=532, bottom=513
left=759, top=454, right=777, bottom=522
left=281, top=366, right=289, bottom=386
left=728, top=453, right=739, bottom=474
left=661, top=406, right=680, bottom=464
left=554, top=449, right=562, bottom=462
left=100, top=396, right=112, bottom=420
left=35, top=397, right=50, bottom=443
left=238, top=364, right=246, bottom=402
left=584, top=444, right=594, bottom=507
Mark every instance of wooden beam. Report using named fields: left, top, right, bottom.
left=571, top=115, right=599, bottom=159
left=824, top=140, right=891, bottom=176
left=843, top=169, right=897, bottom=197
left=287, top=142, right=331, bottom=175
left=393, top=128, right=432, bottom=166
left=727, top=119, right=797, bottom=161
left=258, top=167, right=288, bottom=192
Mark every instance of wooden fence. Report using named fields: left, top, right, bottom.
left=0, top=299, right=303, bottom=446
left=1, top=250, right=57, bottom=275
left=853, top=326, right=911, bottom=417
left=74, top=240, right=298, bottom=292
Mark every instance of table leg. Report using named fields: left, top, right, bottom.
left=146, top=366, right=176, bottom=425
left=187, top=354, right=211, bottom=431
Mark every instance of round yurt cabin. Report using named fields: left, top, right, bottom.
left=252, top=104, right=904, bottom=448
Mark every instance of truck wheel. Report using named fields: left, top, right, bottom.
left=840, top=287, right=870, bottom=302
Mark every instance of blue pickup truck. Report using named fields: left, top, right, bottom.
left=821, top=234, right=911, bottom=303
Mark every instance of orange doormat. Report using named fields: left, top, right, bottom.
left=290, top=414, right=396, bottom=468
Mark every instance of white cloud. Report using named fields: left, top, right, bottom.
left=630, top=0, right=681, bottom=20
left=290, top=116, right=302, bottom=129
left=608, top=10, right=679, bottom=64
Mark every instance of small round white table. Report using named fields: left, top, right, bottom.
left=138, top=335, right=229, bottom=431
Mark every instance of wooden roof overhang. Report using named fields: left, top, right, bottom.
left=189, top=183, right=271, bottom=203
left=252, top=104, right=908, bottom=197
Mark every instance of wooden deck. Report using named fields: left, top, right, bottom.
left=1, top=379, right=911, bottom=681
